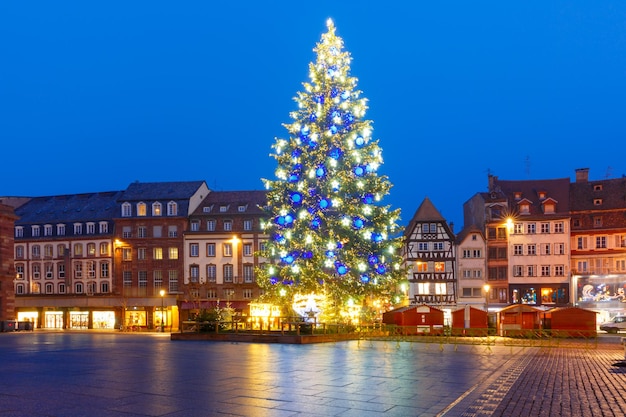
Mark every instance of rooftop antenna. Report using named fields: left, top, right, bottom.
left=525, top=155, right=531, bottom=178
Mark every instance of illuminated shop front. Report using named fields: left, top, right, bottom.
left=70, top=311, right=89, bottom=329
left=17, top=311, right=38, bottom=328
left=92, top=311, right=116, bottom=329
left=510, top=284, right=568, bottom=306
left=124, top=309, right=147, bottom=329
left=45, top=311, right=64, bottom=329
left=574, top=274, right=626, bottom=321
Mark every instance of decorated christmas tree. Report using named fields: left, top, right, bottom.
left=258, top=19, right=404, bottom=321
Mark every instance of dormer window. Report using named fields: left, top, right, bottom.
left=203, top=205, right=213, bottom=213
left=121, top=202, right=132, bottom=217
left=220, top=205, right=229, bottom=212
left=152, top=202, right=162, bottom=216
left=137, top=202, right=147, bottom=216
left=538, top=191, right=547, bottom=200
left=594, top=184, right=603, bottom=191
left=238, top=205, right=247, bottom=212
left=519, top=203, right=530, bottom=215
left=167, top=201, right=178, bottom=216
left=594, top=199, right=602, bottom=206
left=514, top=192, right=522, bottom=200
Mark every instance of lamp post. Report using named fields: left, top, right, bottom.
left=159, top=289, right=165, bottom=332
left=483, top=284, right=491, bottom=331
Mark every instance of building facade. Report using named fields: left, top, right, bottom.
left=0, top=203, right=18, bottom=321
left=402, top=198, right=457, bottom=312
left=113, top=181, right=209, bottom=330
left=455, top=225, right=487, bottom=309
left=570, top=168, right=626, bottom=322
left=182, top=190, right=268, bottom=321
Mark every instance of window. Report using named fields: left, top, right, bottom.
left=15, top=226, right=23, bottom=238
left=87, top=243, right=96, bottom=256
left=224, top=264, right=233, bottom=282
left=243, top=289, right=253, bottom=299
left=417, top=282, right=430, bottom=294
left=207, top=264, right=216, bottom=282
left=58, top=264, right=65, bottom=278
left=16, top=284, right=25, bottom=294
left=542, top=244, right=551, bottom=255
left=577, top=237, right=587, bottom=250
left=433, top=242, right=444, bottom=251
left=86, top=223, right=95, bottom=234
left=100, top=243, right=110, bottom=256
left=527, top=244, right=536, bottom=255
left=616, top=235, right=626, bottom=248
left=203, top=206, right=213, bottom=213
left=527, top=223, right=536, bottom=234
left=223, top=289, right=235, bottom=299
left=190, top=265, right=199, bottom=283
left=169, top=270, right=178, bottom=293
left=238, top=205, right=247, bottom=212
left=554, top=222, right=564, bottom=233
left=57, top=224, right=66, bottom=235
left=168, top=225, right=178, bottom=237
left=220, top=205, right=229, bottom=212
left=434, top=262, right=445, bottom=272
left=75, top=283, right=83, bottom=294
left=513, top=265, right=523, bottom=277
left=207, top=289, right=217, bottom=299
left=152, top=202, right=162, bottom=216
left=418, top=242, right=429, bottom=251
left=462, top=249, right=471, bottom=258
left=243, top=243, right=253, bottom=257
left=101, top=262, right=109, bottom=278
left=596, top=236, right=607, bottom=249
left=152, top=271, right=163, bottom=289
left=541, top=265, right=551, bottom=277
left=15, top=246, right=24, bottom=259
left=74, top=262, right=82, bottom=278
left=496, top=227, right=506, bottom=239
left=99, top=222, right=108, bottom=234
left=153, top=226, right=162, bottom=238
left=139, top=271, right=148, bottom=288
left=594, top=217, right=602, bottom=228
left=514, top=223, right=523, bottom=234
left=101, top=282, right=109, bottom=293
left=122, top=202, right=132, bottom=217
left=32, top=245, right=41, bottom=258
left=87, top=261, right=96, bottom=278
left=540, top=223, right=550, bottom=233
left=45, top=283, right=54, bottom=294
left=224, top=220, right=233, bottom=232
left=168, top=247, right=178, bottom=260
left=44, top=244, right=53, bottom=258
left=244, top=264, right=254, bottom=282
left=514, top=245, right=523, bottom=256
left=167, top=201, right=178, bottom=216
left=122, top=248, right=132, bottom=261
left=244, top=219, right=253, bottom=231
left=74, top=224, right=82, bottom=235
left=190, top=243, right=199, bottom=257
left=15, top=264, right=24, bottom=279
left=207, top=243, right=216, bottom=256
left=123, top=271, right=132, bottom=287
left=45, top=263, right=54, bottom=279
left=223, top=243, right=233, bottom=257
left=556, top=243, right=565, bottom=255
left=154, top=248, right=163, bottom=260
left=462, top=287, right=483, bottom=297
left=415, top=262, right=428, bottom=272
left=137, top=202, right=147, bottom=216
left=123, top=226, right=132, bottom=238
left=594, top=199, right=603, bottom=206
left=191, top=220, right=200, bottom=231
left=527, top=265, right=535, bottom=277
left=138, top=226, right=147, bottom=238
left=207, top=220, right=216, bottom=231
left=44, top=224, right=53, bottom=236
left=32, top=225, right=40, bottom=237
left=555, top=265, right=564, bottom=276
left=58, top=244, right=67, bottom=257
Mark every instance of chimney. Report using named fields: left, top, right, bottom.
left=575, top=168, right=589, bottom=183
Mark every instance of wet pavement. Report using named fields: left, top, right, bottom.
left=0, top=332, right=623, bottom=416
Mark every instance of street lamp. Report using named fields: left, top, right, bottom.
left=159, top=289, right=165, bottom=332
left=483, top=284, right=491, bottom=331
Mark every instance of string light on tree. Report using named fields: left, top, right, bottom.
left=258, top=19, right=404, bottom=319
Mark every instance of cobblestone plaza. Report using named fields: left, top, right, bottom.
left=0, top=332, right=624, bottom=416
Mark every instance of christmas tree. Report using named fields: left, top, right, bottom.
left=258, top=19, right=404, bottom=320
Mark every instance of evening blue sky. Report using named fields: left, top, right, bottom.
left=2, top=1, right=625, bottom=228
